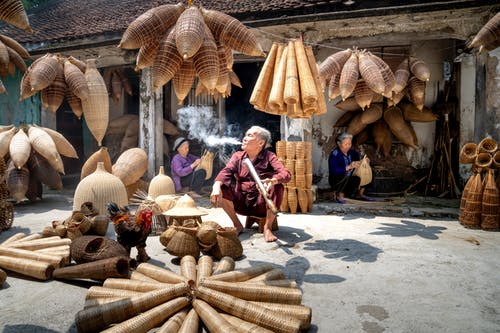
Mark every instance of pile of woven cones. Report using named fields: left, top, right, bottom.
left=250, top=39, right=327, bottom=118
left=459, top=137, right=499, bottom=231
left=0, top=33, right=30, bottom=94
left=276, top=141, right=314, bottom=214
left=75, top=256, right=312, bottom=333
left=118, top=2, right=263, bottom=104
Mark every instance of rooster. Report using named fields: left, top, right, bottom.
left=107, top=202, right=153, bottom=262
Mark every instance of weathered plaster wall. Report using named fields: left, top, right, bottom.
left=0, top=70, right=40, bottom=126
left=485, top=49, right=500, bottom=141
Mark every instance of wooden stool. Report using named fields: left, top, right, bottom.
left=245, top=216, right=279, bottom=233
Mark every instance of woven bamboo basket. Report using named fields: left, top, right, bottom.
left=287, top=187, right=298, bottom=214
left=250, top=43, right=277, bottom=110
left=35, top=125, right=78, bottom=159
left=275, top=140, right=286, bottom=159
left=136, top=42, right=160, bottom=71
left=280, top=186, right=289, bottom=212
left=409, top=57, right=431, bottom=82
left=136, top=262, right=188, bottom=283
left=173, top=60, right=196, bottom=105
left=192, top=25, right=219, bottom=90
left=28, top=126, right=65, bottom=174
left=346, top=113, right=366, bottom=136
left=295, top=158, right=305, bottom=175
left=0, top=255, right=54, bottom=280
left=305, top=160, right=313, bottom=177
left=112, top=147, right=148, bottom=186
left=6, top=161, right=29, bottom=202
left=304, top=141, right=312, bottom=160
left=353, top=156, right=372, bottom=186
left=180, top=255, right=197, bottom=282
left=196, top=255, right=213, bottom=285
left=89, top=215, right=109, bottom=236
left=1, top=35, right=29, bottom=62
left=372, top=120, right=392, bottom=157
left=459, top=143, right=477, bottom=164
left=192, top=299, right=236, bottom=332
left=305, top=173, right=313, bottom=189
left=70, top=235, right=128, bottom=264
left=201, top=8, right=264, bottom=57
left=294, top=39, right=317, bottom=105
left=285, top=141, right=296, bottom=160
left=27, top=152, right=62, bottom=190
left=295, top=174, right=305, bottom=189
left=29, top=54, right=60, bottom=91
left=63, top=59, right=89, bottom=100
left=460, top=173, right=483, bottom=229
left=393, top=59, right=410, bottom=93
left=481, top=169, right=499, bottom=230
left=357, top=51, right=385, bottom=95
left=0, top=201, right=13, bottom=232
left=152, top=28, right=183, bottom=91
left=328, top=73, right=341, bottom=100
left=175, top=6, right=205, bottom=60
left=66, top=89, right=83, bottom=119
left=9, top=127, right=30, bottom=169
left=297, top=188, right=308, bottom=213
left=73, top=162, right=128, bottom=215
left=284, top=40, right=299, bottom=105
left=166, top=225, right=200, bottom=258
left=80, top=147, right=112, bottom=180
left=210, top=227, right=243, bottom=260
left=178, top=308, right=200, bottom=332
left=284, top=159, right=295, bottom=176
left=475, top=152, right=492, bottom=171
left=369, top=53, right=395, bottom=98
left=360, top=104, right=383, bottom=125
left=400, top=103, right=438, bottom=122
left=251, top=302, right=311, bottom=330
left=81, top=59, right=109, bottom=146
left=197, top=220, right=219, bottom=252
left=459, top=173, right=474, bottom=219
left=0, top=126, right=17, bottom=158
left=53, top=256, right=129, bottom=280
left=156, top=309, right=188, bottom=332
left=68, top=56, right=86, bottom=73
left=148, top=166, right=175, bottom=199
left=220, top=313, right=270, bottom=333
left=294, top=142, right=305, bottom=160
left=212, top=256, right=235, bottom=276
left=339, top=51, right=360, bottom=100
left=388, top=89, right=406, bottom=106
left=42, top=61, right=66, bottom=113
left=493, top=151, right=500, bottom=169
left=215, top=43, right=230, bottom=95
left=319, top=48, right=352, bottom=81
left=408, top=76, right=425, bottom=110
left=119, top=3, right=184, bottom=50
left=383, top=106, right=418, bottom=148
left=335, top=97, right=362, bottom=112
left=195, top=286, right=301, bottom=333
left=0, top=0, right=32, bottom=33
left=477, top=137, right=498, bottom=154
left=469, top=13, right=500, bottom=49
left=304, top=44, right=325, bottom=115
left=354, top=79, right=373, bottom=110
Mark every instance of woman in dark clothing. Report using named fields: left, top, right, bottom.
left=328, top=132, right=371, bottom=203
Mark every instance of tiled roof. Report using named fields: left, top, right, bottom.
left=0, top=0, right=492, bottom=46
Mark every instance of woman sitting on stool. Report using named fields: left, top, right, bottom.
left=328, top=132, right=372, bottom=203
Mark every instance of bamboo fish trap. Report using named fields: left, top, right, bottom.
left=76, top=257, right=312, bottom=332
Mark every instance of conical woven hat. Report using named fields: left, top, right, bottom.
left=163, top=194, right=208, bottom=216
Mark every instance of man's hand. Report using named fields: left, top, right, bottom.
left=262, top=178, right=277, bottom=193
left=210, top=181, right=222, bottom=207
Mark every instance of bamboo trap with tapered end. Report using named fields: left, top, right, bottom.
left=251, top=301, right=312, bottom=330
left=207, top=263, right=273, bottom=282
left=0, top=255, right=54, bottom=280
left=103, top=278, right=171, bottom=292
left=84, top=297, right=125, bottom=309
left=195, top=286, right=301, bottom=333
left=200, top=279, right=302, bottom=304
left=77, top=284, right=189, bottom=333
left=129, top=270, right=161, bottom=283
left=180, top=255, right=197, bottom=282
left=197, top=255, right=213, bottom=285
left=85, top=286, right=143, bottom=300
left=136, top=262, right=188, bottom=283
left=0, top=246, right=64, bottom=267
left=100, top=297, right=190, bottom=333
left=157, top=308, right=188, bottom=333
left=53, top=257, right=129, bottom=280
left=178, top=308, right=199, bottom=332
left=192, top=299, right=236, bottom=332
left=212, top=256, right=235, bottom=275
left=220, top=313, right=274, bottom=333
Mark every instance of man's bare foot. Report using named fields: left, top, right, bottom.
left=264, top=229, right=277, bottom=242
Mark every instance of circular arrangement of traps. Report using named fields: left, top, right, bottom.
left=75, top=255, right=312, bottom=333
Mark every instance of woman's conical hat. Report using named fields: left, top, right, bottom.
left=163, top=194, right=208, bottom=217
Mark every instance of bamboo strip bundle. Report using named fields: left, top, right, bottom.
left=130, top=270, right=161, bottom=283
left=212, top=256, right=235, bottom=275
left=136, top=262, right=189, bottom=283
left=220, top=313, right=274, bottom=333
left=294, top=39, right=317, bottom=105
left=305, top=45, right=327, bottom=115
left=85, top=286, right=142, bottom=300
left=195, top=286, right=301, bottom=333
left=201, top=279, right=302, bottom=304
left=192, top=299, right=235, bottom=332
left=268, top=45, right=288, bottom=112
left=207, top=263, right=273, bottom=282
left=100, top=297, right=190, bottom=333
left=250, top=301, right=312, bottom=330
left=284, top=40, right=299, bottom=105
left=180, top=255, right=197, bottom=282
left=273, top=44, right=285, bottom=79
left=157, top=309, right=188, bottom=333
left=0, top=255, right=54, bottom=280
left=197, top=255, right=213, bottom=285
left=76, top=284, right=189, bottom=333
left=250, top=43, right=277, bottom=110
left=179, top=308, right=199, bottom=333
left=0, top=246, right=64, bottom=267
left=11, top=235, right=61, bottom=243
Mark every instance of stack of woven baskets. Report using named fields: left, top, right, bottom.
left=459, top=137, right=499, bottom=230
left=250, top=39, right=327, bottom=118
left=276, top=141, right=314, bottom=214
left=74, top=256, right=312, bottom=333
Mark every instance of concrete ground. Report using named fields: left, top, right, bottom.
left=0, top=187, right=499, bottom=333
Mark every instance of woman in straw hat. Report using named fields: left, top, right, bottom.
left=171, top=137, right=206, bottom=198
left=328, top=132, right=373, bottom=203
left=210, top=126, right=290, bottom=242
